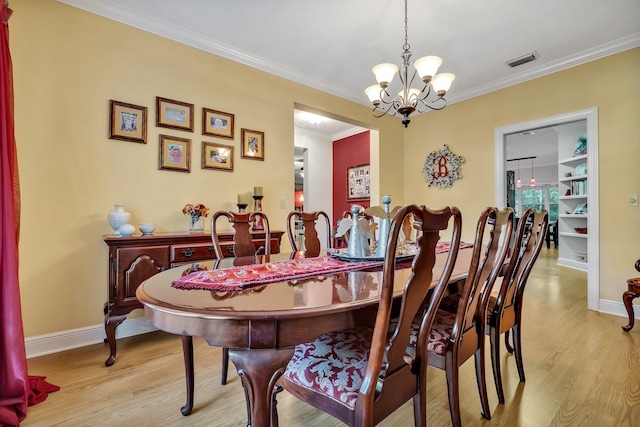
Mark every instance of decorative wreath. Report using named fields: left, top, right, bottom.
left=422, top=144, right=465, bottom=188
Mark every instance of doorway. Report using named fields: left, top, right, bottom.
left=494, top=108, right=600, bottom=310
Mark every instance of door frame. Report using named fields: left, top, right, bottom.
left=494, top=107, right=600, bottom=310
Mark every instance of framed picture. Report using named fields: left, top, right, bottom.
left=109, top=100, right=147, bottom=143
left=203, top=108, right=234, bottom=139
left=159, top=134, right=191, bottom=172
left=202, top=141, right=233, bottom=172
left=241, top=128, right=264, bottom=160
left=156, top=97, right=194, bottom=132
left=347, top=163, right=370, bottom=200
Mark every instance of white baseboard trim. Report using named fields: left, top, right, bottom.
left=599, top=298, right=639, bottom=321
left=24, top=298, right=639, bottom=358
left=25, top=317, right=157, bottom=359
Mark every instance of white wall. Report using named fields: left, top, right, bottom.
left=294, top=128, right=333, bottom=248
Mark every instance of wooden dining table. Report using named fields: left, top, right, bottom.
left=136, top=247, right=472, bottom=427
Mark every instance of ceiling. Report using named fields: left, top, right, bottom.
left=60, top=0, right=639, bottom=138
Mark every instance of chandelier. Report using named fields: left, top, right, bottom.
left=365, top=0, right=455, bottom=128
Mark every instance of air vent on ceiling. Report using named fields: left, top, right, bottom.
left=506, top=51, right=539, bottom=68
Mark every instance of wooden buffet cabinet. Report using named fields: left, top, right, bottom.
left=103, top=230, right=284, bottom=366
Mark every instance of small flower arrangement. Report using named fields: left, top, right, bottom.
left=182, top=203, right=210, bottom=220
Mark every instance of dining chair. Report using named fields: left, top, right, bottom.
left=486, top=208, right=548, bottom=404
left=286, top=210, right=331, bottom=254
left=622, top=259, right=640, bottom=331
left=277, top=204, right=463, bottom=426
left=210, top=210, right=271, bottom=386
left=403, top=207, right=514, bottom=426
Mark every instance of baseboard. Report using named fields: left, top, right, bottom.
left=25, top=317, right=157, bottom=359
left=24, top=298, right=638, bottom=359
left=598, top=298, right=639, bottom=321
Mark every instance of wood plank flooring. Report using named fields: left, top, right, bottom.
left=22, top=249, right=640, bottom=426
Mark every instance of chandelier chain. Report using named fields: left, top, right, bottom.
left=403, top=0, right=410, bottom=51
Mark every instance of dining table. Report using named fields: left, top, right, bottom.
left=136, top=246, right=472, bottom=427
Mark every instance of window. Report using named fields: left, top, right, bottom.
left=516, top=184, right=558, bottom=221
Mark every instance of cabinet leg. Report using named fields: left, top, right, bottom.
left=104, top=313, right=127, bottom=366
left=622, top=290, right=638, bottom=331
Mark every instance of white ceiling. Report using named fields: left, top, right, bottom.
left=60, top=0, right=640, bottom=140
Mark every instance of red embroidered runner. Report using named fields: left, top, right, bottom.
left=172, top=256, right=383, bottom=291
left=171, top=242, right=472, bottom=292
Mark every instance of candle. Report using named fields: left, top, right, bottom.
left=254, top=186, right=263, bottom=197
left=237, top=194, right=243, bottom=204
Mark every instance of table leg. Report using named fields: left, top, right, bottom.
left=181, top=335, right=195, bottom=416
left=229, top=348, right=294, bottom=427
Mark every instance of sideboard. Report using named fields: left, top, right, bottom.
left=103, top=230, right=284, bottom=366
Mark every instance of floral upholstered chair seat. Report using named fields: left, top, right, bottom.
left=282, top=327, right=376, bottom=409
left=389, top=309, right=457, bottom=357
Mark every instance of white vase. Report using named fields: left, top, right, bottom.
left=108, top=205, right=131, bottom=236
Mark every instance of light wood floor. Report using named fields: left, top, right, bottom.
left=23, top=249, right=640, bottom=426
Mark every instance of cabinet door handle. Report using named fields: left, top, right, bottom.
left=208, top=246, right=215, bottom=252
left=226, top=247, right=235, bottom=254
left=181, top=248, right=195, bottom=257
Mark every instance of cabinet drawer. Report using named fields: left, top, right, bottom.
left=170, top=243, right=218, bottom=262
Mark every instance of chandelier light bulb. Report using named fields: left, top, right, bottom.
left=365, top=85, right=382, bottom=105
left=516, top=177, right=522, bottom=188
left=431, top=73, right=456, bottom=97
left=530, top=177, right=536, bottom=186
left=372, top=63, right=398, bottom=88
left=414, top=56, right=442, bottom=83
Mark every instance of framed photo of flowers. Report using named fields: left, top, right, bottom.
left=156, top=97, right=194, bottom=132
left=159, top=134, right=191, bottom=172
left=202, top=108, right=234, bottom=139
left=109, top=100, right=147, bottom=143
left=241, top=128, right=264, bottom=160
left=347, top=163, right=370, bottom=201
left=202, top=141, right=233, bottom=172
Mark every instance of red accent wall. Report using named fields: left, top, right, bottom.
left=332, top=131, right=370, bottom=224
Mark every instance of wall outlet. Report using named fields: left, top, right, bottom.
left=628, top=194, right=638, bottom=207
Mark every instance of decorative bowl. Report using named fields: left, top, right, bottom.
left=118, top=224, right=136, bottom=237
left=138, top=223, right=156, bottom=235
left=574, top=227, right=587, bottom=234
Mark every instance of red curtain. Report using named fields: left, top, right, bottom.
left=0, top=4, right=58, bottom=426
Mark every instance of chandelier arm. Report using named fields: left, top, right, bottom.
left=372, top=102, right=399, bottom=118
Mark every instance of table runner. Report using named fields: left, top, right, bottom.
left=172, top=256, right=383, bottom=291
left=171, top=241, right=472, bottom=292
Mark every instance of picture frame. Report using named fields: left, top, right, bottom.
left=109, top=100, right=147, bottom=143
left=156, top=97, right=194, bottom=132
left=202, top=108, right=234, bottom=139
left=241, top=128, right=264, bottom=160
left=159, top=134, right=191, bottom=172
left=347, top=163, right=370, bottom=200
left=202, top=141, right=234, bottom=172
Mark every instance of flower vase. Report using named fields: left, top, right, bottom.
left=189, top=215, right=205, bottom=233
left=107, top=205, right=131, bottom=236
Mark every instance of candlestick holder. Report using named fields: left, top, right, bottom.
left=236, top=203, right=248, bottom=213
left=252, top=195, right=264, bottom=231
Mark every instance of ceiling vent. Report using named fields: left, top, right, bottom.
left=506, top=51, right=539, bottom=68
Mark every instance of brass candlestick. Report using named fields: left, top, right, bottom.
left=236, top=203, right=248, bottom=213
left=252, top=195, right=264, bottom=231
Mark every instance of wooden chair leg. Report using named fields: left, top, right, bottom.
left=512, top=324, right=526, bottom=382
left=445, top=359, right=463, bottom=427
left=622, top=289, right=638, bottom=331
left=474, top=347, right=491, bottom=419
left=221, top=347, right=229, bottom=385
left=490, top=327, right=506, bottom=404
left=504, top=329, right=514, bottom=354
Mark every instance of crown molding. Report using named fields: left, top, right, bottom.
left=58, top=1, right=640, bottom=107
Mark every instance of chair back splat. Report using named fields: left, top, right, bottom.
left=286, top=210, right=331, bottom=254
left=279, top=205, right=462, bottom=426
left=210, top=211, right=271, bottom=260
